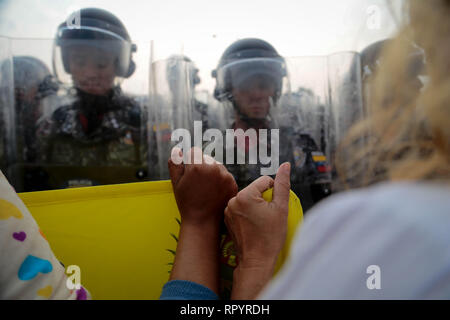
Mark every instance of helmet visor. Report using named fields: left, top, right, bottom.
left=53, top=27, right=133, bottom=90
left=215, top=57, right=286, bottom=99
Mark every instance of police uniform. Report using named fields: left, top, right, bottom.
left=34, top=87, right=152, bottom=189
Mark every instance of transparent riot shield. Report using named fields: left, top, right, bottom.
left=280, top=53, right=364, bottom=194
left=8, top=37, right=152, bottom=191
left=281, top=56, right=330, bottom=148
left=327, top=52, right=365, bottom=190
left=210, top=53, right=325, bottom=206
left=194, top=88, right=229, bottom=132
left=149, top=55, right=199, bottom=179
left=205, top=52, right=363, bottom=211
left=0, top=37, right=17, bottom=185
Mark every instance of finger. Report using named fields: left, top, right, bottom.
left=168, top=148, right=184, bottom=186
left=186, top=146, right=203, bottom=165
left=272, top=162, right=291, bottom=211
left=246, top=175, right=274, bottom=198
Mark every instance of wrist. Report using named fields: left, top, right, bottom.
left=179, top=219, right=221, bottom=239
left=239, top=252, right=279, bottom=271
left=231, top=264, right=275, bottom=300
left=236, top=258, right=276, bottom=277
left=179, top=210, right=223, bottom=229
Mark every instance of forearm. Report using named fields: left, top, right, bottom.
left=170, top=221, right=221, bottom=295
left=231, top=264, right=275, bottom=300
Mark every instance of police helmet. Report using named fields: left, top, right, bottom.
left=54, top=8, right=137, bottom=80
left=212, top=38, right=286, bottom=102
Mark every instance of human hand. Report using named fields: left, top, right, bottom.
left=224, top=162, right=291, bottom=299
left=168, top=147, right=238, bottom=227
left=167, top=147, right=238, bottom=292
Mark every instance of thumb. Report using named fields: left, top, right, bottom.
left=168, top=147, right=184, bottom=186
left=272, top=162, right=291, bottom=211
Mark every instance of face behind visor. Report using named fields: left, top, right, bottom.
left=212, top=38, right=287, bottom=125
left=53, top=8, right=137, bottom=96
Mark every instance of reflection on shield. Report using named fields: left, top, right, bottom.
left=280, top=53, right=364, bottom=191
left=149, top=55, right=202, bottom=179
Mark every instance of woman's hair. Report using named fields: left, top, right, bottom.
left=336, top=0, right=450, bottom=188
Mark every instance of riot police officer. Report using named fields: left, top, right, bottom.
left=36, top=8, right=149, bottom=189
left=211, top=38, right=332, bottom=299
left=212, top=38, right=331, bottom=213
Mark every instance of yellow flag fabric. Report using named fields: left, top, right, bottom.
left=18, top=181, right=302, bottom=300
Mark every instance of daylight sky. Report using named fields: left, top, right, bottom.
left=0, top=0, right=406, bottom=93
